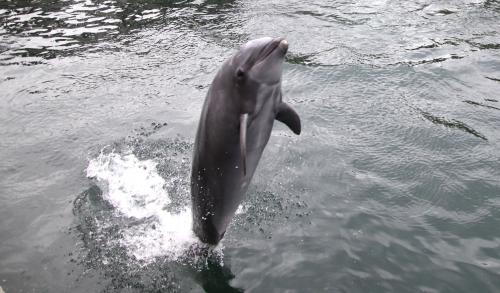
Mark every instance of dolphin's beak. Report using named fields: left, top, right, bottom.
left=239, top=113, right=248, bottom=176
left=278, top=38, right=288, bottom=54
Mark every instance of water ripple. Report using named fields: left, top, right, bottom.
left=2, top=0, right=500, bottom=292
left=0, top=0, right=240, bottom=62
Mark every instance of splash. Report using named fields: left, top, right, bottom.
left=86, top=149, right=203, bottom=263
left=87, top=151, right=171, bottom=218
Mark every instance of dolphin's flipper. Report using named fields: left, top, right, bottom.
left=276, top=102, right=301, bottom=135
left=239, top=113, right=248, bottom=176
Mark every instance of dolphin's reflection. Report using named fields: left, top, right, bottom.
left=190, top=254, right=244, bottom=293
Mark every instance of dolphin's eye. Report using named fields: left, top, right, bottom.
left=235, top=68, right=245, bottom=80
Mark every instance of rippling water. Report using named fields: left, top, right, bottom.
left=1, top=0, right=500, bottom=292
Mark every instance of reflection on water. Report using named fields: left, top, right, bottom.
left=485, top=76, right=500, bottom=82
left=0, top=0, right=238, bottom=63
left=192, top=256, right=244, bottom=293
left=463, top=100, right=500, bottom=111
left=420, top=110, right=488, bottom=140
left=2, top=0, right=500, bottom=67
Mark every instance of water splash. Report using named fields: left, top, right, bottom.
left=85, top=149, right=204, bottom=264
left=87, top=151, right=171, bottom=218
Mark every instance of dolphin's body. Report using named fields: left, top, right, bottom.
left=191, top=37, right=301, bottom=245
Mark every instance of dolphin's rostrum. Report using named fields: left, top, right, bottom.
left=191, top=37, right=301, bottom=245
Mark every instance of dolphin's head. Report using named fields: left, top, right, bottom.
left=231, top=37, right=288, bottom=85
left=227, top=37, right=288, bottom=115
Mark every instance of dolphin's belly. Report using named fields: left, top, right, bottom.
left=192, top=111, right=275, bottom=242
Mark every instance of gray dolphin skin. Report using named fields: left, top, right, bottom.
left=191, top=37, right=301, bottom=245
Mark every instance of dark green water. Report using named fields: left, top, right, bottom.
left=1, top=0, right=500, bottom=292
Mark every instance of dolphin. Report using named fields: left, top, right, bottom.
left=191, top=37, right=301, bottom=245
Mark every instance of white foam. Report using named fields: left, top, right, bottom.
left=86, top=150, right=205, bottom=263
left=235, top=204, right=248, bottom=215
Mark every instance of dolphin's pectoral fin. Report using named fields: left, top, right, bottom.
left=276, top=102, right=301, bottom=135
left=239, top=113, right=248, bottom=176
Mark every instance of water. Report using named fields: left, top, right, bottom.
left=1, top=0, right=500, bottom=292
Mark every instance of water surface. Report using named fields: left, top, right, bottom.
left=1, top=0, right=500, bottom=292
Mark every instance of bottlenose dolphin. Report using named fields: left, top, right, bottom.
left=191, top=37, right=301, bottom=245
